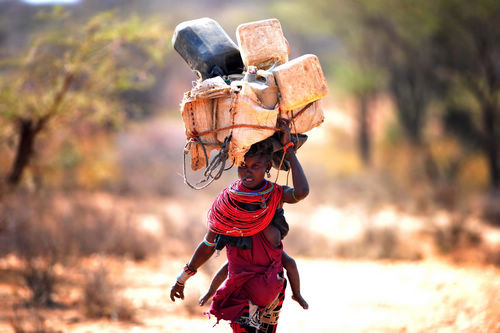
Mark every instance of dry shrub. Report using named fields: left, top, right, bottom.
left=482, top=193, right=500, bottom=226
left=0, top=192, right=63, bottom=260
left=284, top=224, right=422, bottom=260
left=102, top=214, right=160, bottom=261
left=22, top=259, right=57, bottom=307
left=360, top=227, right=399, bottom=259
left=432, top=183, right=458, bottom=210
left=0, top=191, right=160, bottom=261
left=333, top=227, right=422, bottom=261
left=432, top=217, right=482, bottom=255
left=56, top=198, right=160, bottom=261
left=0, top=190, right=160, bottom=319
left=9, top=303, right=54, bottom=333
left=82, top=265, right=136, bottom=322
left=283, top=226, right=332, bottom=258
left=0, top=196, right=61, bottom=307
left=484, top=246, right=500, bottom=267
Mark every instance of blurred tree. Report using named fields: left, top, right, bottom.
left=0, top=8, right=170, bottom=191
left=436, top=0, right=500, bottom=191
left=352, top=1, right=449, bottom=185
left=274, top=0, right=447, bottom=167
left=272, top=0, right=387, bottom=166
left=331, top=61, right=386, bottom=166
left=279, top=0, right=500, bottom=193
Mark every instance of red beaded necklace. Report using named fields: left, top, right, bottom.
left=208, top=180, right=283, bottom=237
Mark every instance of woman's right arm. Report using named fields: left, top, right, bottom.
left=170, top=230, right=217, bottom=302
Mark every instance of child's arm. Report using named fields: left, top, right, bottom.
left=277, top=118, right=309, bottom=204
left=170, top=230, right=217, bottom=302
left=282, top=251, right=309, bottom=309
left=199, top=261, right=229, bottom=306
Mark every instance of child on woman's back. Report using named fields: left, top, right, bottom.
left=199, top=187, right=308, bottom=310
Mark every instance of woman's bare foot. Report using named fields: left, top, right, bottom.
left=292, top=294, right=309, bottom=309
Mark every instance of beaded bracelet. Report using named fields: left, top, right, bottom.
left=203, top=238, right=216, bottom=247
left=183, top=263, right=197, bottom=276
left=176, top=263, right=197, bottom=285
left=283, top=141, right=295, bottom=154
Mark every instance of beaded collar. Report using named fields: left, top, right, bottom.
left=229, top=180, right=274, bottom=197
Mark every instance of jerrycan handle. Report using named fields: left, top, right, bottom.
left=256, top=69, right=276, bottom=86
left=243, top=66, right=257, bottom=82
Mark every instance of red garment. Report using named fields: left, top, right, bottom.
left=208, top=180, right=283, bottom=237
left=210, top=232, right=284, bottom=323
left=230, top=278, right=287, bottom=333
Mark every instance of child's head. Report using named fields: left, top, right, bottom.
left=238, top=140, right=273, bottom=189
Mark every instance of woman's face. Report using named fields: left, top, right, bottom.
left=238, top=155, right=269, bottom=189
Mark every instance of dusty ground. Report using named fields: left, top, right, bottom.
left=1, top=190, right=499, bottom=333
left=1, top=255, right=499, bottom=333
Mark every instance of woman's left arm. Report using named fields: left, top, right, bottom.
left=278, top=118, right=309, bottom=203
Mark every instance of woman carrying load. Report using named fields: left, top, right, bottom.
left=170, top=118, right=309, bottom=332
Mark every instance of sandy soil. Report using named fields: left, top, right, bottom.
left=1, top=255, right=498, bottom=333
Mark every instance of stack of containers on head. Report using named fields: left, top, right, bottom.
left=232, top=18, right=328, bottom=166
left=173, top=17, right=328, bottom=174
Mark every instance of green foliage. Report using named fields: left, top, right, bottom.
left=331, top=60, right=387, bottom=97
left=0, top=10, right=169, bottom=126
left=0, top=7, right=172, bottom=188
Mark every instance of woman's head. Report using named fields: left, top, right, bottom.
left=238, top=140, right=273, bottom=189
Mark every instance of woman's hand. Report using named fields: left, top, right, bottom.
left=277, top=118, right=292, bottom=146
left=170, top=282, right=185, bottom=302
left=276, top=118, right=309, bottom=203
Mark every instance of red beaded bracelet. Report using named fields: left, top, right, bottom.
left=283, top=141, right=295, bottom=153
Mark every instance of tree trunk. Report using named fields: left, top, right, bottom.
left=5, top=72, right=72, bottom=189
left=7, top=119, right=38, bottom=186
left=483, top=104, right=500, bottom=191
left=390, top=75, right=425, bottom=146
left=358, top=94, right=372, bottom=166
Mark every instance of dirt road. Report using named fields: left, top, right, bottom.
left=4, top=257, right=493, bottom=333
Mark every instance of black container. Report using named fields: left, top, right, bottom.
left=172, top=18, right=244, bottom=80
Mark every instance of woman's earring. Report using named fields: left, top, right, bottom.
left=266, top=169, right=271, bottom=178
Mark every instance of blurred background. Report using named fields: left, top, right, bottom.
left=0, top=0, right=499, bottom=332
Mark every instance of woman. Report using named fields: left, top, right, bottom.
left=170, top=118, right=309, bottom=332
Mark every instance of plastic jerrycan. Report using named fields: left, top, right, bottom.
left=236, top=18, right=289, bottom=70
left=172, top=18, right=244, bottom=80
left=273, top=54, right=328, bottom=110
left=242, top=66, right=279, bottom=110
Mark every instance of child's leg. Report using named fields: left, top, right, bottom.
left=281, top=251, right=308, bottom=309
left=199, top=261, right=228, bottom=306
left=263, top=223, right=281, bottom=248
